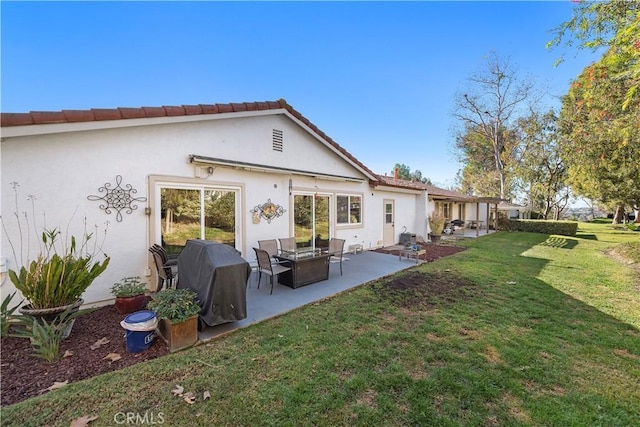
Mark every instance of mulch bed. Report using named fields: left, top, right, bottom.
left=372, top=241, right=466, bottom=262
left=1, top=303, right=169, bottom=407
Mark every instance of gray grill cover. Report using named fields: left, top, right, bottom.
left=177, top=240, right=251, bottom=327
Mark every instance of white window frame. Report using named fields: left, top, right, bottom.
left=336, top=194, right=363, bottom=226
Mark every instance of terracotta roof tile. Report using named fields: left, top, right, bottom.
left=163, top=106, right=186, bottom=117
left=1, top=113, right=34, bottom=126
left=30, top=111, right=67, bottom=124
left=183, top=105, right=203, bottom=115
left=216, top=103, right=234, bottom=114
left=230, top=103, right=248, bottom=112
left=91, top=109, right=122, bottom=121
left=199, top=104, right=219, bottom=114
left=63, top=110, right=96, bottom=123
left=118, top=107, right=147, bottom=119
left=141, top=106, right=167, bottom=118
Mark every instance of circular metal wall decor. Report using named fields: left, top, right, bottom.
left=87, top=175, right=147, bottom=222
left=250, top=199, right=285, bottom=224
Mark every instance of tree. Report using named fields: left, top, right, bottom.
left=390, top=163, right=431, bottom=184
left=552, top=2, right=640, bottom=222
left=452, top=52, right=535, bottom=200
left=516, top=110, right=571, bottom=220
left=559, top=60, right=640, bottom=223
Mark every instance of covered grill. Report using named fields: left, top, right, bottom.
left=177, top=240, right=251, bottom=328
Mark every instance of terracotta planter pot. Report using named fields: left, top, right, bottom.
left=157, top=315, right=198, bottom=352
left=430, top=234, right=442, bottom=244
left=114, top=294, right=147, bottom=314
left=19, top=298, right=83, bottom=340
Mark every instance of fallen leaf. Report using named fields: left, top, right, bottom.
left=70, top=415, right=98, bottom=427
left=103, top=353, right=122, bottom=362
left=63, top=350, right=74, bottom=358
left=47, top=380, right=68, bottom=391
left=90, top=337, right=110, bottom=350
left=507, top=281, right=517, bottom=285
left=172, top=385, right=184, bottom=396
left=203, top=391, right=211, bottom=400
left=184, top=391, right=196, bottom=404
left=278, top=334, right=284, bottom=338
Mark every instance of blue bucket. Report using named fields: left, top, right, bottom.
left=121, top=310, right=158, bottom=353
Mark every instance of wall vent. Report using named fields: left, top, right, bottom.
left=272, top=129, right=283, bottom=152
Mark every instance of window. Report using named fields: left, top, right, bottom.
left=337, top=195, right=362, bottom=225
left=435, top=201, right=452, bottom=220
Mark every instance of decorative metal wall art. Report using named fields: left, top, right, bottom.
left=87, top=175, right=147, bottom=222
left=250, top=199, right=285, bottom=224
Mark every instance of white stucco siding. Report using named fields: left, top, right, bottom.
left=2, top=130, right=152, bottom=305
left=1, top=113, right=374, bottom=305
left=367, top=188, right=426, bottom=246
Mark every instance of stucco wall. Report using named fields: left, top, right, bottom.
left=1, top=113, right=419, bottom=305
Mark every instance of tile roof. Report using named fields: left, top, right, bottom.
left=0, top=99, right=380, bottom=182
left=376, top=174, right=430, bottom=191
left=376, top=175, right=479, bottom=200
left=0, top=100, right=284, bottom=127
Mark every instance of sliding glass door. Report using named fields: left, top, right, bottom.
left=159, top=186, right=238, bottom=254
left=293, top=194, right=330, bottom=249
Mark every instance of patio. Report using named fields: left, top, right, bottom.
left=197, top=249, right=420, bottom=342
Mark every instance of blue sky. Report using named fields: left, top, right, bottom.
left=1, top=1, right=599, bottom=188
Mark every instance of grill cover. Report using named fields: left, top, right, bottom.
left=177, top=240, right=251, bottom=327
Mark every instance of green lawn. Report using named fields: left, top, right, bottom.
left=3, top=222, right=639, bottom=426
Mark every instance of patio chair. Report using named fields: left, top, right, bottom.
left=258, top=239, right=279, bottom=257
left=253, top=247, right=291, bottom=294
left=278, top=237, right=296, bottom=253
left=327, top=238, right=346, bottom=275
left=151, top=244, right=178, bottom=266
left=149, top=246, right=178, bottom=291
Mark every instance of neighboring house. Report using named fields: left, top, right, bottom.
left=1, top=99, right=431, bottom=305
left=497, top=202, right=531, bottom=220
left=376, top=175, right=503, bottom=235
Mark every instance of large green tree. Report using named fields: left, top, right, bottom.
left=516, top=110, right=570, bottom=220
left=552, top=2, right=640, bottom=222
left=559, top=59, right=639, bottom=222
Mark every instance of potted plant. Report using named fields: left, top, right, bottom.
left=428, top=213, right=446, bottom=244
left=8, top=228, right=110, bottom=338
left=111, top=276, right=147, bottom=314
left=147, top=288, right=200, bottom=352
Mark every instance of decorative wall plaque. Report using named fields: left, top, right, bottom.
left=87, top=175, right=147, bottom=222
left=250, top=199, right=285, bottom=224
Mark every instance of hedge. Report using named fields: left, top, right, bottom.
left=499, top=219, right=578, bottom=236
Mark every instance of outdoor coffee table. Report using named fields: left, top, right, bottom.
left=398, top=247, right=426, bottom=264
left=275, top=247, right=331, bottom=288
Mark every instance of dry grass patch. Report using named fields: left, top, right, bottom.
left=482, top=345, right=503, bottom=364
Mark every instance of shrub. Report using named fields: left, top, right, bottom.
left=428, top=213, right=446, bottom=235
left=502, top=219, right=578, bottom=236
left=147, top=288, right=200, bottom=323
left=111, top=276, right=147, bottom=298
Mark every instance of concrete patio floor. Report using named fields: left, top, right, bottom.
left=197, top=229, right=496, bottom=342
left=197, top=250, right=421, bottom=342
